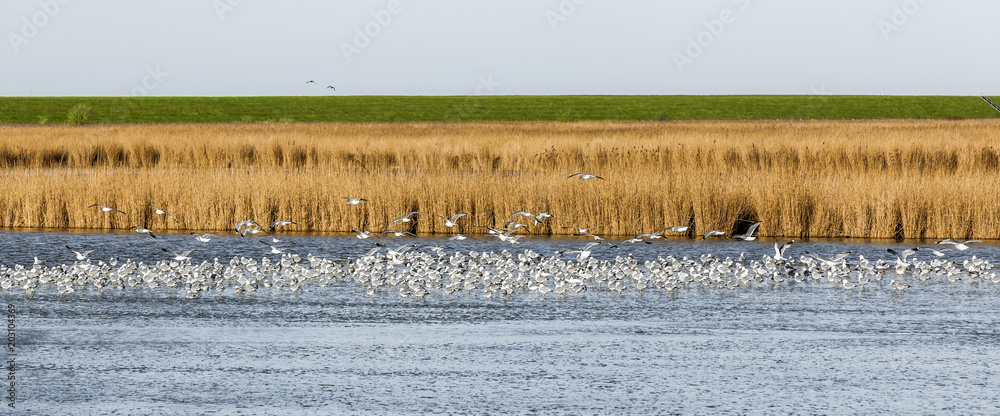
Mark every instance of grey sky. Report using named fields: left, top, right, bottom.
left=2, top=0, right=998, bottom=96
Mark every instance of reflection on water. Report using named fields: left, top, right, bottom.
left=4, top=230, right=999, bottom=414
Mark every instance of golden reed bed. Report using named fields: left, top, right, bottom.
left=1, top=120, right=998, bottom=239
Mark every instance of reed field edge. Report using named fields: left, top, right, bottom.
left=1, top=96, right=998, bottom=124
left=1, top=120, right=998, bottom=240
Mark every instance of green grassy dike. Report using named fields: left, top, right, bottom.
left=1, top=96, right=998, bottom=124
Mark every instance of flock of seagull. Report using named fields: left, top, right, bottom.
left=1, top=195, right=995, bottom=299
left=1, top=234, right=995, bottom=300
left=1, top=172, right=991, bottom=300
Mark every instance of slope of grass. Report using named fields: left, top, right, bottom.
left=1, top=95, right=997, bottom=124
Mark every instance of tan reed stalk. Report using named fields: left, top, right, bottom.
left=0, top=120, right=998, bottom=239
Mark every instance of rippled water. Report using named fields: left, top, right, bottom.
left=5, top=230, right=1000, bottom=415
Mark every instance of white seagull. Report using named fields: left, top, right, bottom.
left=562, top=226, right=600, bottom=234
left=353, top=229, right=377, bottom=239
left=388, top=211, right=419, bottom=227
left=259, top=241, right=284, bottom=254
left=190, top=232, right=216, bottom=243
left=268, top=220, right=297, bottom=233
left=774, top=240, right=795, bottom=261
left=664, top=226, right=690, bottom=233
left=130, top=226, right=156, bottom=238
left=66, top=245, right=93, bottom=261
left=703, top=230, right=727, bottom=240
left=532, top=212, right=553, bottom=225
left=568, top=173, right=605, bottom=180
left=89, top=204, right=125, bottom=215
left=935, top=239, right=982, bottom=251
left=380, top=229, right=416, bottom=237
left=162, top=248, right=193, bottom=261
left=887, top=247, right=919, bottom=266
left=240, top=227, right=266, bottom=238
left=344, top=197, right=368, bottom=205
left=145, top=205, right=180, bottom=223
left=438, top=213, right=469, bottom=228
left=234, top=220, right=258, bottom=233
left=731, top=222, right=762, bottom=241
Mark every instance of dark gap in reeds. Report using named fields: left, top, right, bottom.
left=891, top=206, right=905, bottom=240
left=798, top=195, right=814, bottom=239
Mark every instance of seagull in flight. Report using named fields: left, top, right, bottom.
left=568, top=173, right=605, bottom=180
left=774, top=240, right=795, bottom=261
left=235, top=220, right=258, bottom=233
left=353, top=229, right=377, bottom=239
left=559, top=242, right=601, bottom=261
left=190, top=232, right=216, bottom=243
left=306, top=80, right=317, bottom=84
left=562, top=226, right=600, bottom=234
left=162, top=248, right=193, bottom=261
left=887, top=247, right=919, bottom=266
left=66, top=245, right=94, bottom=261
left=130, top=226, right=156, bottom=238
left=343, top=197, right=368, bottom=205
left=438, top=213, right=469, bottom=228
left=388, top=211, right=419, bottom=227
left=380, top=229, right=416, bottom=237
left=621, top=236, right=653, bottom=245
left=448, top=234, right=468, bottom=241
left=806, top=251, right=852, bottom=268
left=935, top=239, right=982, bottom=251
left=268, top=220, right=297, bottom=233
left=531, top=212, right=552, bottom=225
left=327, top=85, right=336, bottom=90
left=664, top=226, right=690, bottom=233
left=89, top=204, right=125, bottom=214
left=702, top=230, right=727, bottom=240
left=503, top=221, right=528, bottom=231
left=731, top=222, right=762, bottom=241
left=576, top=233, right=619, bottom=248
left=240, top=227, right=266, bottom=238
left=259, top=240, right=284, bottom=254
left=144, top=205, right=180, bottom=223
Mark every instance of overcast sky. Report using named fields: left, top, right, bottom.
left=2, top=0, right=998, bottom=96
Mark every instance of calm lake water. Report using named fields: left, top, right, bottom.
left=4, top=230, right=999, bottom=415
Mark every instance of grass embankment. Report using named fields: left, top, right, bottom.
left=0, top=96, right=998, bottom=124
left=1, top=121, right=998, bottom=239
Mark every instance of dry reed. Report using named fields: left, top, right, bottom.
left=1, top=120, right=998, bottom=239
